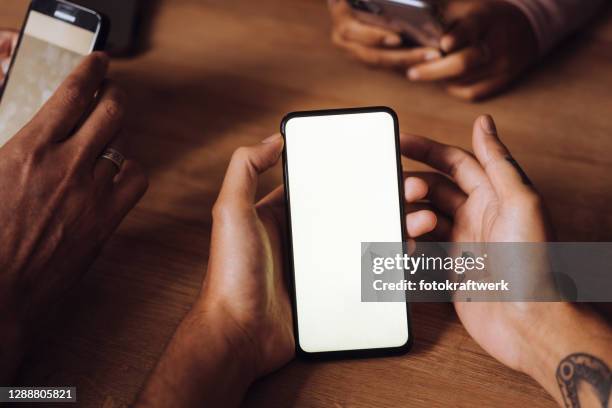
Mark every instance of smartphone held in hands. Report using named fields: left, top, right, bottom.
left=347, top=0, right=445, bottom=47
left=0, top=0, right=108, bottom=146
left=282, top=107, right=412, bottom=359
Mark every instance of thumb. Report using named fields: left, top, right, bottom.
left=216, top=134, right=284, bottom=207
left=472, top=115, right=533, bottom=202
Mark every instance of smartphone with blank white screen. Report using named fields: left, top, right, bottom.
left=0, top=0, right=108, bottom=147
left=282, top=107, right=412, bottom=358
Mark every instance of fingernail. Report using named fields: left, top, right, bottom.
left=262, top=134, right=282, bottom=144
left=424, top=50, right=441, bottom=61
left=92, top=52, right=110, bottom=70
left=480, top=115, right=497, bottom=135
left=384, top=36, right=401, bottom=47
left=1, top=59, right=9, bottom=75
left=440, top=36, right=453, bottom=53
left=408, top=69, right=419, bottom=80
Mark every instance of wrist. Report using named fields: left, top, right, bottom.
left=514, top=303, right=572, bottom=379
left=136, top=304, right=257, bottom=408
left=514, top=303, right=612, bottom=405
left=184, top=300, right=259, bottom=384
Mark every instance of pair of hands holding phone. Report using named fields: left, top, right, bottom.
left=328, top=0, right=538, bottom=100
left=137, top=114, right=589, bottom=408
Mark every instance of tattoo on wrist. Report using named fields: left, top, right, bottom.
left=556, top=353, right=610, bottom=408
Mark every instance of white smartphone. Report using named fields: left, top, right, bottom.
left=282, top=107, right=412, bottom=358
left=0, top=0, right=108, bottom=146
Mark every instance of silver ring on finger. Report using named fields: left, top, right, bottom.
left=100, top=148, right=125, bottom=172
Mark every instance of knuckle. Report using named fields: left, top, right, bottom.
left=37, top=121, right=59, bottom=140
left=61, top=82, right=84, bottom=107
left=462, top=89, right=479, bottom=102
left=101, top=85, right=126, bottom=120
left=331, top=32, right=344, bottom=46
left=507, top=188, right=541, bottom=209
left=231, top=146, right=251, bottom=163
left=443, top=147, right=473, bottom=178
left=15, top=139, right=47, bottom=168
left=338, top=23, right=351, bottom=39
left=457, top=56, right=470, bottom=72
left=9, top=137, right=31, bottom=159
left=86, top=52, right=109, bottom=77
left=211, top=200, right=232, bottom=221
left=29, top=143, right=47, bottom=164
left=90, top=51, right=108, bottom=67
left=103, top=97, right=125, bottom=120
left=520, top=190, right=543, bottom=208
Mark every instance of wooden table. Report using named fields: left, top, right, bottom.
left=2, top=1, right=612, bottom=406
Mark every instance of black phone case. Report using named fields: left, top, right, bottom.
left=280, top=106, right=413, bottom=360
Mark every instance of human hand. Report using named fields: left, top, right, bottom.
left=0, top=53, right=148, bottom=377
left=407, top=0, right=538, bottom=100
left=201, top=134, right=294, bottom=377
left=0, top=29, right=18, bottom=86
left=400, top=115, right=554, bottom=372
left=136, top=135, right=293, bottom=408
left=401, top=117, right=612, bottom=408
left=402, top=115, right=552, bottom=245
left=328, top=0, right=442, bottom=69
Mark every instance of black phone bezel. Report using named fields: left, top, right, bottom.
left=0, top=0, right=109, bottom=104
left=280, top=106, right=413, bottom=360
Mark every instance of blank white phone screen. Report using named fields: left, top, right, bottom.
left=284, top=111, right=409, bottom=353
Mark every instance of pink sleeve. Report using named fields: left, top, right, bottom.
left=502, top=0, right=605, bottom=55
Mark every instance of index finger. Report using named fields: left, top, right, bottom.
left=29, top=52, right=109, bottom=143
left=337, top=39, right=439, bottom=68
left=338, top=19, right=402, bottom=48
left=400, top=133, right=488, bottom=194
left=408, top=46, right=485, bottom=82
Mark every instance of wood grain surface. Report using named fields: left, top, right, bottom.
left=1, top=0, right=611, bottom=407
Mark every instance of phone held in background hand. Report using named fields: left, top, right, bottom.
left=75, top=0, right=141, bottom=56
left=0, top=0, right=108, bottom=146
left=282, top=107, right=412, bottom=359
left=347, top=0, right=446, bottom=47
